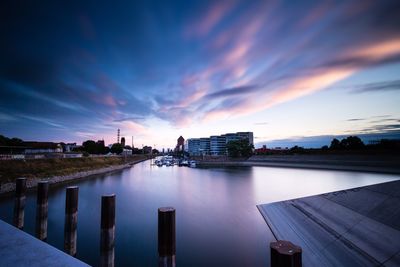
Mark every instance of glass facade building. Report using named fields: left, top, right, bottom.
left=188, top=132, right=253, bottom=156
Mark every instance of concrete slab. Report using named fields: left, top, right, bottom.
left=368, top=196, right=400, bottom=231
left=295, top=196, right=364, bottom=236
left=365, top=180, right=400, bottom=197
left=324, top=188, right=388, bottom=215
left=384, top=251, right=400, bottom=267
left=0, top=219, right=90, bottom=267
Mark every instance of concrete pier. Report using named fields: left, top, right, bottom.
left=13, top=177, right=26, bottom=229
left=258, top=179, right=400, bottom=266
left=36, top=181, right=49, bottom=241
left=64, top=186, right=79, bottom=256
left=0, top=219, right=89, bottom=266
left=100, top=194, right=116, bottom=267
left=158, top=207, right=176, bottom=267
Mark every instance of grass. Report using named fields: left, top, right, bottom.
left=0, top=155, right=148, bottom=183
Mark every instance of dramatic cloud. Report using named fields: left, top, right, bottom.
left=351, top=80, right=400, bottom=93
left=0, top=0, right=400, bottom=144
left=347, top=118, right=366, bottom=122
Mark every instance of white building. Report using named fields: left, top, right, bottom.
left=122, top=148, right=133, bottom=156
left=24, top=142, right=63, bottom=154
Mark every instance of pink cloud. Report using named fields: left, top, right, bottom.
left=201, top=37, right=400, bottom=124
left=103, top=95, right=117, bottom=107
left=123, top=121, right=148, bottom=134
left=186, top=1, right=236, bottom=37
left=180, top=74, right=199, bottom=87
left=347, top=38, right=400, bottom=61
left=297, top=1, right=332, bottom=29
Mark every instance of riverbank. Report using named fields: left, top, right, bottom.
left=196, top=154, right=400, bottom=174
left=0, top=155, right=149, bottom=194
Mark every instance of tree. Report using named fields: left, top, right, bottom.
left=329, top=138, right=341, bottom=150
left=290, top=145, right=305, bottom=153
left=9, top=137, right=23, bottom=146
left=95, top=141, right=106, bottom=154
left=103, top=146, right=110, bottom=154
left=330, top=136, right=365, bottom=150
left=111, top=143, right=123, bottom=154
left=343, top=136, right=365, bottom=149
left=82, top=140, right=97, bottom=154
left=0, top=135, right=9, bottom=145
left=226, top=139, right=254, bottom=158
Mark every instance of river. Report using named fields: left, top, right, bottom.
left=0, top=160, right=398, bottom=266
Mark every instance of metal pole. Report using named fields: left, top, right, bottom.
left=36, top=181, right=49, bottom=240
left=13, top=178, right=27, bottom=229
left=100, top=194, right=116, bottom=267
left=158, top=207, right=176, bottom=267
left=64, top=186, right=79, bottom=256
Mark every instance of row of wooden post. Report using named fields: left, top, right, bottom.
left=11, top=177, right=301, bottom=267
left=12, top=177, right=177, bottom=267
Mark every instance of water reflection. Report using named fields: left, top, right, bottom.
left=0, top=162, right=398, bottom=266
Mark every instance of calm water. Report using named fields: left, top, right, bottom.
left=0, top=161, right=398, bottom=266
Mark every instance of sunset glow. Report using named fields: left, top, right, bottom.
left=1, top=0, right=399, bottom=148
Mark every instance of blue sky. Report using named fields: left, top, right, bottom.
left=1, top=0, right=399, bottom=149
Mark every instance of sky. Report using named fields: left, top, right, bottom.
left=1, top=0, right=400, bottom=149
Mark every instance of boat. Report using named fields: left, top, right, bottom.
left=189, top=160, right=196, bottom=168
left=179, top=160, right=189, bottom=166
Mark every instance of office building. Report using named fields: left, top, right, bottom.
left=188, top=138, right=201, bottom=156
left=187, top=132, right=254, bottom=156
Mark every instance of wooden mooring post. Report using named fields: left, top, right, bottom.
left=64, top=186, right=79, bottom=256
left=100, top=194, right=116, bottom=267
left=13, top=178, right=27, bottom=229
left=35, top=181, right=49, bottom=241
left=158, top=207, right=176, bottom=267
left=270, top=240, right=302, bottom=267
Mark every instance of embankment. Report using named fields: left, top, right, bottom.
left=0, top=155, right=149, bottom=194
left=197, top=154, right=400, bottom=174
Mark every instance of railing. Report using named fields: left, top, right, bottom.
left=10, top=177, right=301, bottom=267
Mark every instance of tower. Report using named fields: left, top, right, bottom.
left=121, top=137, right=126, bottom=147
left=176, top=136, right=185, bottom=151
left=117, top=129, right=120, bottom=144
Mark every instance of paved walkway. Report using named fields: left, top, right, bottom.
left=258, top=179, right=400, bottom=266
left=0, top=220, right=89, bottom=267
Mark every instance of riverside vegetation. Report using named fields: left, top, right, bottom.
left=0, top=155, right=148, bottom=183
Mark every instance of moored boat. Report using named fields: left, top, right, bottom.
left=189, top=160, right=196, bottom=168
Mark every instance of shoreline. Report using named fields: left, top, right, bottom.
left=198, top=161, right=400, bottom=174
left=196, top=155, right=400, bottom=175
left=2, top=155, right=399, bottom=195
left=0, top=158, right=149, bottom=195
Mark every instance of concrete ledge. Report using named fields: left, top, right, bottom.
left=0, top=219, right=90, bottom=267
left=257, top=179, right=400, bottom=266
left=196, top=154, right=400, bottom=174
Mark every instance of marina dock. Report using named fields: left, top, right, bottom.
left=257, top=179, right=400, bottom=266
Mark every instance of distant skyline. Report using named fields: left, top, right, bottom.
left=1, top=0, right=400, bottom=149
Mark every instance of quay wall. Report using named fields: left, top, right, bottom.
left=196, top=154, right=400, bottom=174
